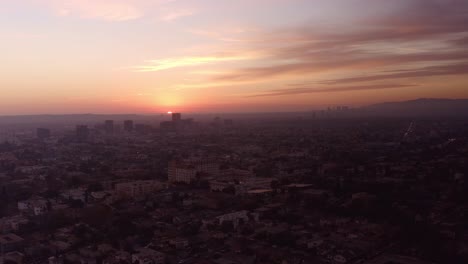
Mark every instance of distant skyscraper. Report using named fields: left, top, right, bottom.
left=172, top=113, right=182, bottom=122
left=104, top=120, right=114, bottom=134
left=76, top=125, right=89, bottom=141
left=124, top=120, right=134, bottom=132
left=36, top=128, right=51, bottom=139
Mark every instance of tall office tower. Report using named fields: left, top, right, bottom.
left=76, top=125, right=89, bottom=141
left=104, top=120, right=114, bottom=134
left=172, top=113, right=182, bottom=122
left=124, top=120, right=134, bottom=132
left=36, top=128, right=51, bottom=139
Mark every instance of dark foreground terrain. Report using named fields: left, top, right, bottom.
left=1, top=111, right=468, bottom=264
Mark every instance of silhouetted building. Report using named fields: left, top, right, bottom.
left=36, top=128, right=51, bottom=139
left=172, top=113, right=182, bottom=122
left=76, top=125, right=89, bottom=141
left=124, top=120, right=134, bottom=132
left=160, top=121, right=174, bottom=132
left=161, top=113, right=195, bottom=132
left=104, top=120, right=114, bottom=134
left=135, top=124, right=150, bottom=134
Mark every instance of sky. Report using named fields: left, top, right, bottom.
left=0, top=0, right=467, bottom=114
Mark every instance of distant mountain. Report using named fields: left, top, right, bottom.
left=362, top=98, right=468, bottom=117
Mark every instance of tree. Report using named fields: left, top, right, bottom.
left=69, top=198, right=84, bottom=208
left=221, top=221, right=234, bottom=233
left=87, top=182, right=104, bottom=192
left=83, top=205, right=112, bottom=228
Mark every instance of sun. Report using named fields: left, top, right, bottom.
left=167, top=111, right=172, bottom=114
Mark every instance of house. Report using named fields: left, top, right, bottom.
left=17, top=198, right=48, bottom=216
left=3, top=251, right=25, bottom=264
left=217, top=211, right=249, bottom=228
left=115, top=180, right=167, bottom=199
left=0, top=233, right=24, bottom=253
left=60, top=188, right=86, bottom=203
left=0, top=215, right=29, bottom=232
left=169, top=238, right=189, bottom=249
left=102, top=251, right=131, bottom=264
left=363, top=254, right=435, bottom=264
left=132, top=248, right=165, bottom=264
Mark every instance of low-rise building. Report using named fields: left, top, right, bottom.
left=217, top=211, right=249, bottom=228
left=17, top=198, right=48, bottom=216
left=115, top=180, right=167, bottom=199
left=132, top=248, right=165, bottom=264
left=168, top=161, right=197, bottom=183
left=0, top=215, right=29, bottom=232
left=0, top=233, right=24, bottom=253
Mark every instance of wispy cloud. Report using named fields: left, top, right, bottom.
left=322, top=64, right=468, bottom=85
left=205, top=0, right=468, bottom=85
left=161, top=9, right=196, bottom=21
left=43, top=0, right=145, bottom=21
left=133, top=53, right=259, bottom=72
left=126, top=0, right=468, bottom=98
left=39, top=0, right=180, bottom=21
left=212, top=50, right=468, bottom=83
left=249, top=84, right=419, bottom=97
left=188, top=27, right=260, bottom=42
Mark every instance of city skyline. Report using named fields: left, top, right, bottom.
left=1, top=0, right=467, bottom=114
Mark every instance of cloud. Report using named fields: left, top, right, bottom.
left=212, top=50, right=468, bottom=83
left=131, top=0, right=468, bottom=99
left=42, top=0, right=144, bottom=21
left=161, top=9, right=196, bottom=21
left=322, top=64, right=468, bottom=84
left=188, top=27, right=260, bottom=42
left=38, top=0, right=179, bottom=21
left=452, top=35, right=468, bottom=46
left=133, top=54, right=257, bottom=72
left=205, top=0, right=468, bottom=85
left=249, top=84, right=419, bottom=97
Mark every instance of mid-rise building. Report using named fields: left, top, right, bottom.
left=76, top=125, right=89, bottom=141
left=104, top=120, right=114, bottom=134
left=168, top=161, right=197, bottom=183
left=123, top=120, right=134, bottom=132
left=172, top=113, right=182, bottom=122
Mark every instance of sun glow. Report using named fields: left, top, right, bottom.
left=156, top=93, right=184, bottom=109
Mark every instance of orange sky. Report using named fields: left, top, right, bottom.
left=0, top=0, right=467, bottom=114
